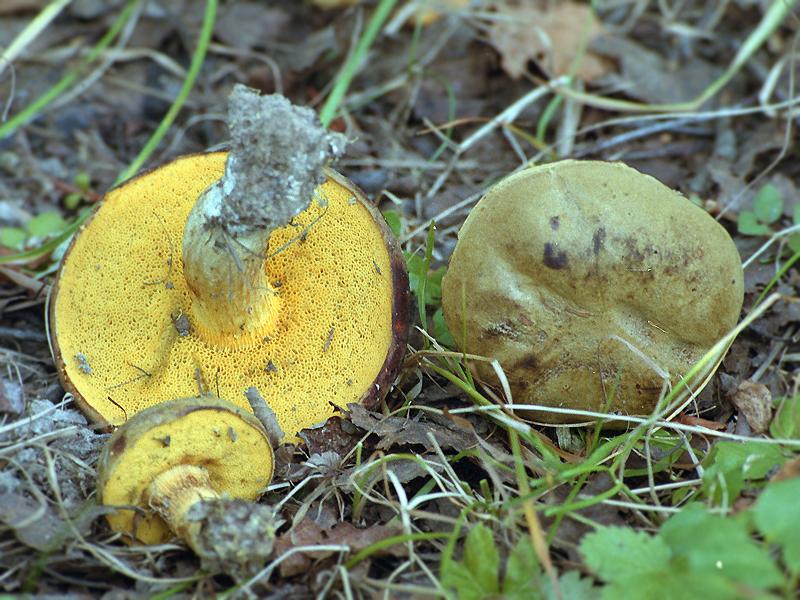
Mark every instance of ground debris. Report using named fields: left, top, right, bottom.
left=0, top=376, right=24, bottom=414
left=591, top=35, right=723, bottom=105
left=729, top=380, right=773, bottom=434
left=0, top=485, right=66, bottom=552
left=0, top=398, right=103, bottom=540
left=215, top=2, right=289, bottom=50
left=273, top=516, right=404, bottom=578
left=487, top=0, right=608, bottom=81
left=299, top=415, right=361, bottom=457
left=347, top=403, right=477, bottom=452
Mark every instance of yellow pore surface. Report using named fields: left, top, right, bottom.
left=100, top=404, right=273, bottom=544
left=54, top=152, right=394, bottom=438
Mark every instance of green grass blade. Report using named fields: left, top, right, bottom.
left=0, top=0, right=140, bottom=140
left=319, top=0, right=398, bottom=128
left=345, top=531, right=450, bottom=569
left=115, top=0, right=218, bottom=183
left=0, top=0, right=72, bottom=80
left=552, top=0, right=798, bottom=114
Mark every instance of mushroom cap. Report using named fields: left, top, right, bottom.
left=442, top=160, right=744, bottom=422
left=50, top=152, right=409, bottom=438
left=97, top=396, right=274, bottom=545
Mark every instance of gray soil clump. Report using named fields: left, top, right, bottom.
left=212, top=84, right=346, bottom=236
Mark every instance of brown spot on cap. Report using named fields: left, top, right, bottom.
left=549, top=216, right=560, bottom=231
left=592, top=227, right=606, bottom=255
left=543, top=243, right=568, bottom=270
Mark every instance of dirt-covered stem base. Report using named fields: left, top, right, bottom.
left=144, top=464, right=219, bottom=551
left=182, top=85, right=345, bottom=345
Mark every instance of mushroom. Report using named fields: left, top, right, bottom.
left=98, top=396, right=279, bottom=576
left=441, top=160, right=744, bottom=422
left=49, top=86, right=409, bottom=440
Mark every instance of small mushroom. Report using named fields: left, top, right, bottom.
left=50, top=86, right=409, bottom=439
left=441, top=160, right=744, bottom=422
left=97, top=396, right=275, bottom=551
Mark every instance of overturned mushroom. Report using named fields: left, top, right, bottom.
left=97, top=396, right=278, bottom=574
left=50, top=86, right=409, bottom=440
left=441, top=160, right=744, bottom=422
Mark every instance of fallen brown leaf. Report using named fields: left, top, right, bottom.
left=273, top=517, right=404, bottom=578
left=487, top=0, right=608, bottom=81
left=348, top=404, right=477, bottom=452
left=729, top=380, right=773, bottom=434
left=299, top=415, right=361, bottom=457
left=0, top=0, right=46, bottom=14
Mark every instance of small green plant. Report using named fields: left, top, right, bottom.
left=441, top=524, right=594, bottom=600
left=383, top=209, right=455, bottom=347
left=580, top=487, right=800, bottom=599
left=771, top=394, right=800, bottom=439
left=752, top=478, right=800, bottom=576
left=0, top=210, right=68, bottom=251
left=737, top=184, right=800, bottom=252
left=701, top=440, right=785, bottom=505
left=63, top=171, right=93, bottom=210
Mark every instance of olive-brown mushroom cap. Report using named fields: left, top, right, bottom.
left=442, top=160, right=744, bottom=422
left=97, top=396, right=274, bottom=544
left=50, top=152, right=409, bottom=439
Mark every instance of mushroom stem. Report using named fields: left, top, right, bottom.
left=181, top=85, right=345, bottom=345
left=145, top=464, right=219, bottom=551
left=183, top=205, right=278, bottom=343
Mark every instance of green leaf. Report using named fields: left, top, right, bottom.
left=753, top=478, right=800, bottom=574
left=0, top=227, right=27, bottom=250
left=441, top=524, right=500, bottom=599
left=432, top=307, right=456, bottom=347
left=503, top=537, right=541, bottom=597
left=441, top=559, right=487, bottom=600
left=381, top=209, right=402, bottom=238
left=701, top=441, right=785, bottom=503
left=545, top=571, right=597, bottom=600
left=405, top=253, right=444, bottom=306
left=26, top=211, right=67, bottom=238
left=64, top=192, right=83, bottom=211
left=73, top=171, right=91, bottom=192
left=737, top=211, right=771, bottom=236
left=600, top=570, right=752, bottom=600
left=770, top=395, right=800, bottom=439
left=688, top=194, right=704, bottom=208
left=659, top=504, right=783, bottom=590
left=787, top=233, right=800, bottom=255
left=580, top=526, right=671, bottom=583
left=753, top=184, right=783, bottom=225
left=463, top=523, right=500, bottom=594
